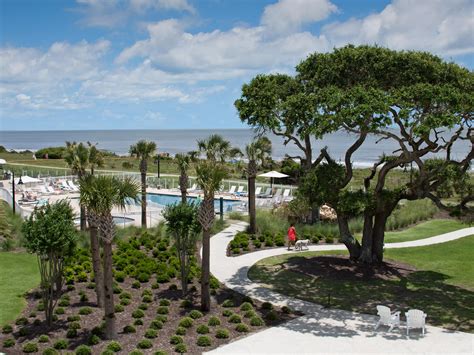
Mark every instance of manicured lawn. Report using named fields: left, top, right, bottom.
left=0, top=252, right=39, bottom=326
left=384, top=219, right=469, bottom=243
left=248, top=235, right=474, bottom=332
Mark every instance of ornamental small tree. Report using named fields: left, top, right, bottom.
left=22, top=200, right=77, bottom=327
left=163, top=202, right=202, bottom=296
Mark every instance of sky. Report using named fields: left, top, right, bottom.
left=0, top=0, right=473, bottom=131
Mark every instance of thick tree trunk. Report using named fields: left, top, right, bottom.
left=200, top=228, right=211, bottom=312
left=80, top=205, right=87, bottom=231
left=141, top=171, right=147, bottom=228
left=179, top=173, right=188, bottom=204
left=248, top=176, right=256, bottom=234
left=337, top=215, right=361, bottom=260
left=90, top=226, right=104, bottom=308
left=102, top=240, right=117, bottom=339
left=371, top=213, right=387, bottom=263
left=359, top=212, right=374, bottom=263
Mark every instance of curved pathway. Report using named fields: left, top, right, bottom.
left=206, top=222, right=474, bottom=354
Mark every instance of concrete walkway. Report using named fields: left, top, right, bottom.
left=206, top=222, right=474, bottom=354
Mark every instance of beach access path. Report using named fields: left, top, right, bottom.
left=205, top=222, right=474, bottom=354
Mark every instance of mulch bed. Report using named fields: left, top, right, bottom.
left=0, top=277, right=297, bottom=354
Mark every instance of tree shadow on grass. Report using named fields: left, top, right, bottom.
left=245, top=256, right=474, bottom=334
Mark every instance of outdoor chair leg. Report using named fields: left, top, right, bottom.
left=374, top=321, right=380, bottom=331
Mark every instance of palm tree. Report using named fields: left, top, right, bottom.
left=87, top=141, right=104, bottom=176
left=197, top=134, right=231, bottom=162
left=245, top=137, right=272, bottom=234
left=79, top=175, right=139, bottom=339
left=64, top=141, right=89, bottom=230
left=129, top=140, right=157, bottom=228
left=175, top=153, right=194, bottom=204
left=196, top=161, right=228, bottom=311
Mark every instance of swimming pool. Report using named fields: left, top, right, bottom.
left=74, top=216, right=134, bottom=226
left=147, top=193, right=241, bottom=212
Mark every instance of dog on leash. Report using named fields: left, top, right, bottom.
left=294, top=239, right=310, bottom=251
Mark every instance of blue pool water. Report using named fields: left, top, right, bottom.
left=147, top=193, right=240, bottom=212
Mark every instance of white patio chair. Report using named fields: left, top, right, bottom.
left=187, top=184, right=197, bottom=192
left=375, top=305, right=400, bottom=332
left=228, top=185, right=236, bottom=194
left=406, top=309, right=427, bottom=336
left=235, top=186, right=244, bottom=195
left=254, top=187, right=262, bottom=196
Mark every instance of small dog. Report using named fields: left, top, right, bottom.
left=294, top=239, right=310, bottom=251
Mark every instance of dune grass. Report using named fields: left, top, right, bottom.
left=248, top=235, right=474, bottom=332
left=0, top=252, right=39, bottom=326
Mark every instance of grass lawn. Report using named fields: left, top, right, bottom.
left=248, top=235, right=474, bottom=332
left=383, top=219, right=469, bottom=243
left=0, top=252, right=39, bottom=326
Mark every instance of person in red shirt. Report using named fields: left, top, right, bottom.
left=287, top=223, right=297, bottom=250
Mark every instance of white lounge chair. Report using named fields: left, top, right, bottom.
left=282, top=189, right=291, bottom=201
left=374, top=305, right=400, bottom=332
left=258, top=187, right=272, bottom=198
left=68, top=180, right=80, bottom=192
left=254, top=187, right=262, bottom=196
left=60, top=181, right=72, bottom=191
left=227, top=185, right=236, bottom=194
left=235, top=186, right=245, bottom=195
left=187, top=184, right=197, bottom=192
left=406, top=309, right=427, bottom=336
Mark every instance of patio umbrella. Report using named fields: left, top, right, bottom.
left=0, top=159, right=6, bottom=165
left=258, top=171, right=289, bottom=189
left=12, top=175, right=41, bottom=185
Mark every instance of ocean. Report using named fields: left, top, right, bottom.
left=0, top=129, right=471, bottom=168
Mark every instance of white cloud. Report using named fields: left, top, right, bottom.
left=76, top=0, right=195, bottom=27
left=261, top=0, right=337, bottom=34
left=323, top=0, right=474, bottom=56
left=116, top=19, right=329, bottom=74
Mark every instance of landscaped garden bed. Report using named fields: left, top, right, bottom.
left=0, top=228, right=296, bottom=354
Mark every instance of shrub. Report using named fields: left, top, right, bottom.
left=231, top=248, right=241, bottom=255
left=217, top=329, right=232, bottom=339
left=159, top=299, right=170, bottom=306
left=123, top=325, right=136, bottom=333
left=150, top=320, right=163, bottom=330
left=2, top=324, right=13, bottom=333
left=208, top=316, right=220, bottom=326
left=138, top=303, right=148, bottom=310
left=137, top=273, right=150, bottom=283
left=188, top=310, right=203, bottom=319
left=154, top=351, right=167, bottom=355
left=114, top=304, right=124, bottom=313
left=75, top=345, right=92, bottom=355
left=80, top=293, right=88, bottom=302
left=37, top=303, right=45, bottom=311
left=151, top=282, right=160, bottom=289
left=42, top=348, right=59, bottom=355
left=155, top=314, right=168, bottom=323
left=87, top=282, right=95, bottom=289
left=264, top=238, right=274, bottom=247
left=261, top=302, right=273, bottom=310
left=229, top=314, right=242, bottom=323
left=196, top=324, right=209, bottom=334
left=114, top=271, right=126, bottom=282
left=58, top=298, right=70, bottom=307
left=222, top=310, right=233, bottom=317
left=132, top=280, right=141, bottom=289
left=240, top=302, right=253, bottom=311
left=119, top=291, right=132, bottom=299
left=325, top=236, right=334, bottom=244
left=76, top=272, right=88, bottom=283
left=120, top=298, right=131, bottom=306
left=137, top=339, right=153, bottom=349
left=156, top=306, right=169, bottom=314
left=3, top=338, right=15, bottom=347
left=250, top=316, right=265, bottom=326
left=196, top=336, right=211, bottom=347
left=54, top=307, right=65, bottom=315
left=19, top=327, right=29, bottom=336
left=180, top=299, right=193, bottom=308
left=235, top=323, right=249, bottom=333
left=169, top=335, right=183, bottom=345
left=66, top=329, right=78, bottom=338
left=281, top=306, right=292, bottom=314
left=106, top=341, right=122, bottom=352
left=265, top=310, right=279, bottom=321
left=87, top=334, right=100, bottom=345
left=253, top=240, right=262, bottom=248
left=168, top=284, right=178, bottom=290
left=22, top=342, right=39, bottom=353
left=38, top=334, right=50, bottom=343
left=178, top=317, right=193, bottom=328
left=133, top=319, right=143, bottom=326
left=174, top=344, right=187, bottom=353
left=67, top=315, right=81, bottom=322
left=156, top=273, right=170, bottom=283
left=129, top=351, right=143, bottom=355
left=132, top=309, right=145, bottom=318
left=79, top=307, right=92, bottom=315
left=175, top=326, right=186, bottom=335
left=222, top=299, right=234, bottom=307
left=69, top=321, right=81, bottom=330
left=16, top=317, right=28, bottom=325
left=144, top=329, right=158, bottom=338
left=53, top=339, right=68, bottom=350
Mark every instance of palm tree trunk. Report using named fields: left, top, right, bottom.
left=102, top=239, right=117, bottom=339
left=90, top=225, right=104, bottom=308
left=248, top=175, right=256, bottom=234
left=201, top=228, right=211, bottom=311
left=141, top=170, right=147, bottom=228
left=80, top=205, right=87, bottom=231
